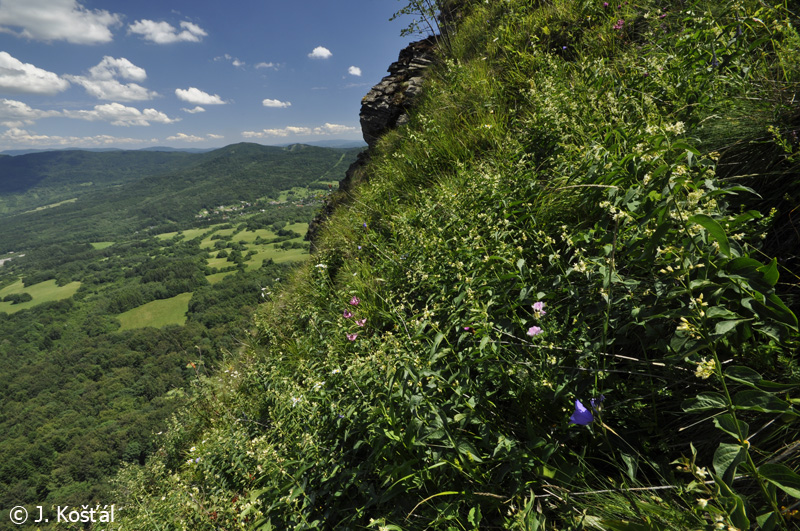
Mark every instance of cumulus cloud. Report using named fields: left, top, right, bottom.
left=0, top=98, right=61, bottom=127
left=242, top=123, right=358, bottom=138
left=255, top=62, right=278, bottom=70
left=175, top=87, right=225, bottom=105
left=182, top=106, right=205, bottom=114
left=0, top=52, right=70, bottom=95
left=167, top=132, right=224, bottom=143
left=166, top=132, right=205, bottom=142
left=88, top=56, right=147, bottom=82
left=348, top=66, right=362, bottom=76
left=262, top=99, right=291, bottom=108
left=308, top=46, right=332, bottom=59
left=128, top=19, right=207, bottom=44
left=64, top=102, right=179, bottom=126
left=66, top=56, right=157, bottom=102
left=1, top=127, right=154, bottom=148
left=0, top=0, right=121, bottom=44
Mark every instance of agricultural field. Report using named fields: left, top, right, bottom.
left=117, top=292, right=193, bottom=330
left=0, top=278, right=81, bottom=314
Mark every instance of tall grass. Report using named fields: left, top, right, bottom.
left=115, top=0, right=800, bottom=528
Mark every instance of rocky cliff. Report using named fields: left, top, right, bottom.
left=306, top=36, right=439, bottom=247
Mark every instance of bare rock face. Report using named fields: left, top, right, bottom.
left=306, top=36, right=438, bottom=249
left=360, top=36, right=438, bottom=148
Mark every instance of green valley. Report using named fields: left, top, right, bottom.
left=0, top=143, right=361, bottom=523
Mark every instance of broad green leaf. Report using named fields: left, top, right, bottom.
left=759, top=463, right=800, bottom=499
left=705, top=306, right=740, bottom=319
left=714, top=319, right=750, bottom=336
left=756, top=511, right=779, bottom=531
left=713, top=472, right=751, bottom=530
left=733, top=390, right=794, bottom=414
left=713, top=413, right=749, bottom=440
left=683, top=392, right=727, bottom=412
left=724, top=366, right=762, bottom=387
left=714, top=442, right=747, bottom=484
left=758, top=258, right=779, bottom=287
left=689, top=214, right=730, bottom=256
left=766, top=293, right=798, bottom=329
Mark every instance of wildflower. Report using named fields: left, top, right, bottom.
left=331, top=368, right=340, bottom=374
left=291, top=396, right=301, bottom=407
left=695, top=358, right=716, bottom=379
left=463, top=326, right=474, bottom=333
left=569, top=400, right=594, bottom=425
left=356, top=318, right=367, bottom=326
left=343, top=310, right=353, bottom=319
left=532, top=301, right=546, bottom=317
left=527, top=326, right=543, bottom=336
left=613, top=19, right=625, bottom=30
left=347, top=333, right=358, bottom=341
left=603, top=1, right=608, bottom=6
left=349, top=296, right=360, bottom=306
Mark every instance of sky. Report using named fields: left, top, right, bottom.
left=0, top=0, right=419, bottom=151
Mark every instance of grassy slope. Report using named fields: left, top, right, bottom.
left=116, top=1, right=800, bottom=529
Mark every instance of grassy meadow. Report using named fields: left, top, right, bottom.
left=0, top=278, right=81, bottom=314
left=117, top=292, right=193, bottom=330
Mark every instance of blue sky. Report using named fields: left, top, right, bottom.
left=0, top=0, right=418, bottom=151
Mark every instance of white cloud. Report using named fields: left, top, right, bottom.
left=166, top=132, right=205, bottom=143
left=215, top=54, right=244, bottom=68
left=0, top=98, right=61, bottom=127
left=175, top=87, right=225, bottom=105
left=1, top=127, right=154, bottom=148
left=182, top=106, right=205, bottom=114
left=348, top=66, right=362, bottom=77
left=242, top=123, right=358, bottom=138
left=67, top=56, right=156, bottom=101
left=262, top=99, right=291, bottom=108
left=166, top=132, right=224, bottom=143
left=255, top=62, right=278, bottom=70
left=64, top=102, right=179, bottom=126
left=0, top=0, right=121, bottom=44
left=0, top=52, right=70, bottom=95
left=308, top=46, right=332, bottom=59
left=89, top=56, right=147, bottom=82
left=129, top=19, right=207, bottom=44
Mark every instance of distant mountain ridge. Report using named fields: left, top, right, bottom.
left=0, top=140, right=366, bottom=157
left=0, top=142, right=362, bottom=252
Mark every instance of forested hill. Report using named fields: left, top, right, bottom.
left=0, top=143, right=361, bottom=253
left=115, top=0, right=800, bottom=529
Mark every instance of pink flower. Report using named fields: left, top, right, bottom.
left=349, top=296, right=360, bottom=306
left=356, top=318, right=366, bottom=327
left=347, top=333, right=358, bottom=341
left=343, top=310, right=353, bottom=318
left=527, top=326, right=543, bottom=337
left=532, top=301, right=546, bottom=317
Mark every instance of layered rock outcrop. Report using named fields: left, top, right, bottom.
left=359, top=35, right=437, bottom=149
left=306, top=36, right=439, bottom=247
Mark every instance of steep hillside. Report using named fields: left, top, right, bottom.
left=116, top=1, right=800, bottom=529
left=0, top=150, right=199, bottom=215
